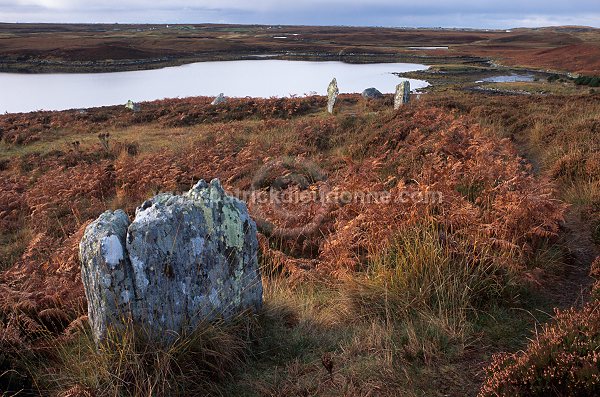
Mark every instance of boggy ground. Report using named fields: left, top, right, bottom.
left=0, top=24, right=599, bottom=74
left=0, top=92, right=598, bottom=396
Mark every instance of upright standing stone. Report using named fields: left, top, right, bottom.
left=394, top=81, right=411, bottom=110
left=327, top=78, right=339, bottom=114
left=211, top=93, right=227, bottom=105
left=80, top=179, right=262, bottom=346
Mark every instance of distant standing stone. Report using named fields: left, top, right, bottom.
left=125, top=100, right=140, bottom=112
left=362, top=88, right=384, bottom=99
left=394, top=81, right=411, bottom=110
left=327, top=78, right=339, bottom=114
left=211, top=93, right=227, bottom=105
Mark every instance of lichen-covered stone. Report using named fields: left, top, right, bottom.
left=79, top=179, right=262, bottom=346
left=327, top=78, right=339, bottom=114
left=211, top=93, right=227, bottom=105
left=79, top=210, right=133, bottom=344
left=394, top=81, right=411, bottom=110
left=362, top=88, right=383, bottom=99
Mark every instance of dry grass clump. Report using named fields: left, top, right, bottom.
left=346, top=223, right=507, bottom=360
left=0, top=174, right=27, bottom=233
left=317, top=107, right=565, bottom=276
left=20, top=314, right=255, bottom=397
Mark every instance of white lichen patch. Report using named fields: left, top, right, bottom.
left=135, top=204, right=163, bottom=225
left=101, top=235, right=124, bottom=268
left=130, top=255, right=150, bottom=294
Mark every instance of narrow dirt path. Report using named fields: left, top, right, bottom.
left=513, top=144, right=598, bottom=309
left=549, top=208, right=598, bottom=308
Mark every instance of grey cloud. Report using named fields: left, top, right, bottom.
left=0, top=0, right=599, bottom=27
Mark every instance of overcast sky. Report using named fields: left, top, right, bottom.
left=1, top=1, right=599, bottom=28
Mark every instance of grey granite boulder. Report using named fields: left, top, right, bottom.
left=327, top=78, right=339, bottom=114
left=80, top=179, right=262, bottom=346
left=211, top=93, right=227, bottom=105
left=362, top=88, right=383, bottom=99
left=394, top=81, right=411, bottom=110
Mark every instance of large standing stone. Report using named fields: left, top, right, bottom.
left=80, top=179, right=262, bottom=346
left=362, top=88, right=384, bottom=99
left=211, top=93, right=227, bottom=105
left=327, top=78, right=339, bottom=114
left=394, top=81, right=411, bottom=110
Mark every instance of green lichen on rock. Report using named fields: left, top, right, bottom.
left=222, top=204, right=244, bottom=250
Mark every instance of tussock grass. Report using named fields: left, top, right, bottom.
left=22, top=315, right=255, bottom=396
left=345, top=223, right=508, bottom=359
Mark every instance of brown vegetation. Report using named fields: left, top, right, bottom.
left=425, top=92, right=600, bottom=257
left=480, top=301, right=600, bottom=397
left=0, top=24, right=599, bottom=74
left=0, top=93, right=596, bottom=395
left=422, top=91, right=600, bottom=396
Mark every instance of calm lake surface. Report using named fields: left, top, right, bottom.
left=0, top=60, right=429, bottom=114
left=479, top=74, right=535, bottom=83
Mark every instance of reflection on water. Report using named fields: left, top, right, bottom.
left=408, top=46, right=449, bottom=50
left=479, top=74, right=535, bottom=83
left=0, top=60, right=429, bottom=114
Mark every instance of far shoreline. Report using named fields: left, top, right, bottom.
left=0, top=52, right=475, bottom=75
left=0, top=23, right=598, bottom=75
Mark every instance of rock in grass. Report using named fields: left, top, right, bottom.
left=80, top=179, right=262, bottom=346
left=125, top=100, right=140, bottom=112
left=327, top=78, right=339, bottom=114
left=362, top=88, right=384, bottom=99
left=80, top=210, right=133, bottom=344
left=394, top=81, right=411, bottom=110
left=211, top=93, right=227, bottom=105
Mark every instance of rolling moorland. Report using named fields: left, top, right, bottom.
left=0, top=24, right=600, bottom=397
left=0, top=24, right=599, bottom=74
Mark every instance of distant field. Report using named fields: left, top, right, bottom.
left=0, top=23, right=598, bottom=74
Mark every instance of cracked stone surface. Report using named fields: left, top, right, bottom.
left=79, top=179, right=262, bottom=345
